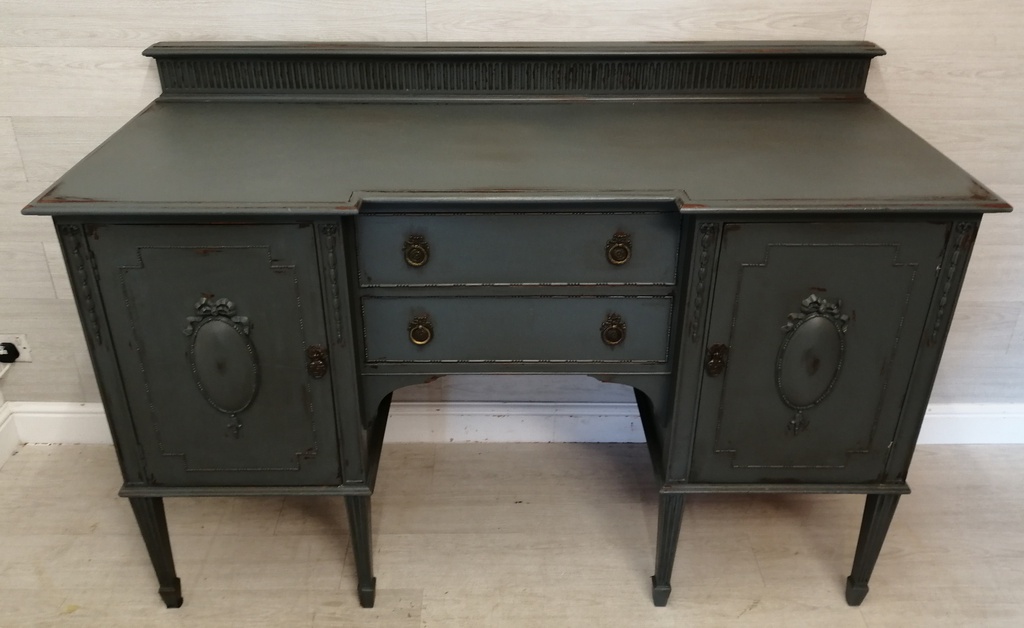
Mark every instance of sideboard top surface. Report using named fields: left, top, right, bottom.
left=26, top=100, right=1008, bottom=216
left=23, top=41, right=1009, bottom=216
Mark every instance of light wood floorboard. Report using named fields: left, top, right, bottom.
left=1, top=443, right=1022, bottom=626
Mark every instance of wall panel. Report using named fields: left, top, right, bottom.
left=866, top=1, right=1024, bottom=405
left=425, top=1, right=870, bottom=41
left=0, top=1, right=428, bottom=47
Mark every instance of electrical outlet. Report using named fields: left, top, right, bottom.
left=0, top=334, right=32, bottom=362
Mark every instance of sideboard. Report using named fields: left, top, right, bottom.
left=24, top=41, right=1010, bottom=609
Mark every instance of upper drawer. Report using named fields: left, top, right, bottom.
left=356, top=212, right=681, bottom=286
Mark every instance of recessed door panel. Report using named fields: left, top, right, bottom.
left=89, top=224, right=340, bottom=486
left=689, top=221, right=949, bottom=484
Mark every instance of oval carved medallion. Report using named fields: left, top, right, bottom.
left=775, top=294, right=849, bottom=433
left=184, top=297, right=259, bottom=415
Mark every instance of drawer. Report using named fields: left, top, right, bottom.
left=362, top=296, right=673, bottom=363
left=356, top=212, right=681, bottom=286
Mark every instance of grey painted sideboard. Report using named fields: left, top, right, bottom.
left=24, top=41, right=1011, bottom=609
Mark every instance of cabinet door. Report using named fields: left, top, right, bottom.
left=89, top=224, right=340, bottom=486
left=689, top=221, right=948, bottom=484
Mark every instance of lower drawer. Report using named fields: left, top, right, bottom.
left=361, top=296, right=673, bottom=363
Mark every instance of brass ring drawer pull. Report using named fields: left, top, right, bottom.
left=404, top=235, right=430, bottom=267
left=408, top=315, right=433, bottom=345
left=601, top=313, right=626, bottom=346
left=606, top=232, right=632, bottom=265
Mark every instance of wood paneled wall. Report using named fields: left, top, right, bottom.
left=1, top=1, right=1020, bottom=408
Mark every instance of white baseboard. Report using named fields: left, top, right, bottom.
left=1, top=401, right=1022, bottom=450
left=918, top=404, right=1024, bottom=444
left=384, top=402, right=647, bottom=443
left=0, top=401, right=21, bottom=470
left=9, top=402, right=115, bottom=445
left=1, top=401, right=648, bottom=447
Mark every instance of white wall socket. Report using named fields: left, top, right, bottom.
left=0, top=334, right=32, bottom=362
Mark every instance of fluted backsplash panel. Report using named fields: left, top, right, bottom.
left=147, top=42, right=881, bottom=99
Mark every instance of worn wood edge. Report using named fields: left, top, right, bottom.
left=24, top=196, right=1011, bottom=218
left=21, top=201, right=362, bottom=217
left=664, top=483, right=911, bottom=495
left=676, top=199, right=1013, bottom=213
left=8, top=401, right=1024, bottom=445
left=143, top=40, right=886, bottom=59
left=118, top=484, right=371, bottom=498
left=153, top=93, right=871, bottom=105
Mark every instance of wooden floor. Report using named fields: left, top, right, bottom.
left=1, top=443, right=1022, bottom=626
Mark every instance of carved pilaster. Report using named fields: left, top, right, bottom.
left=320, top=224, right=344, bottom=342
left=689, top=223, right=717, bottom=341
left=930, top=222, right=974, bottom=342
left=58, top=225, right=103, bottom=345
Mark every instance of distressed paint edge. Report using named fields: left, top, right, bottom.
left=4, top=401, right=1024, bottom=446
left=24, top=196, right=1012, bottom=218
left=143, top=41, right=886, bottom=58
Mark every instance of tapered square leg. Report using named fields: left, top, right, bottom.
left=344, top=495, right=376, bottom=608
left=651, top=492, right=685, bottom=607
left=846, top=493, right=900, bottom=606
left=128, top=497, right=183, bottom=608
